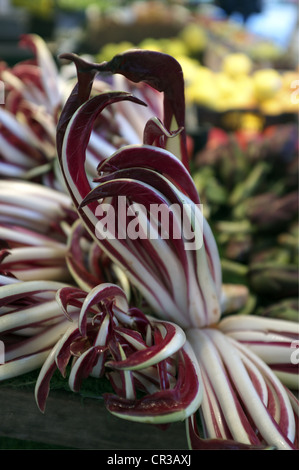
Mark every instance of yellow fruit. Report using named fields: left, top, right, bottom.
left=259, top=98, right=282, bottom=115
left=187, top=68, right=219, bottom=109
left=97, top=42, right=135, bottom=62
left=215, top=74, right=254, bottom=110
left=281, top=71, right=299, bottom=91
left=138, top=38, right=163, bottom=52
left=216, top=73, right=236, bottom=98
left=228, top=90, right=254, bottom=109
left=240, top=113, right=264, bottom=132
left=253, top=69, right=282, bottom=101
left=179, top=23, right=207, bottom=54
left=160, top=38, right=188, bottom=59
left=250, top=42, right=283, bottom=62
left=222, top=53, right=252, bottom=78
left=277, top=90, right=299, bottom=113
left=180, top=56, right=201, bottom=84
left=235, top=76, right=255, bottom=104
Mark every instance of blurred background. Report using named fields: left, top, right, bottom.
left=0, top=0, right=298, bottom=449
left=0, top=1, right=298, bottom=64
left=1, top=1, right=297, bottom=118
left=0, top=0, right=298, bottom=345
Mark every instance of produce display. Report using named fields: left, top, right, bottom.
left=0, top=1, right=298, bottom=451
left=193, top=123, right=298, bottom=321
left=97, top=24, right=299, bottom=117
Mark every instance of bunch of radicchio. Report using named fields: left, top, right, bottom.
left=0, top=46, right=298, bottom=450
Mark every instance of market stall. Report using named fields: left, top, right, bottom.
left=0, top=0, right=298, bottom=451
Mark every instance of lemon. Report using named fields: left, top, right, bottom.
left=281, top=71, right=299, bottom=90
left=180, top=56, right=201, bottom=85
left=276, top=90, right=299, bottom=113
left=215, top=73, right=254, bottom=110
left=160, top=38, right=189, bottom=59
left=259, top=98, right=283, bottom=115
left=179, top=23, right=207, bottom=54
left=250, top=42, right=283, bottom=62
left=240, top=113, right=264, bottom=132
left=97, top=41, right=135, bottom=62
left=216, top=73, right=236, bottom=98
left=234, top=76, right=255, bottom=105
left=228, top=90, right=254, bottom=109
left=187, top=68, right=219, bottom=109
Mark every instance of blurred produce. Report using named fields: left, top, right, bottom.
left=90, top=2, right=290, bottom=63
left=257, top=298, right=298, bottom=322
left=222, top=52, right=252, bottom=78
left=97, top=38, right=299, bottom=118
left=193, top=121, right=298, bottom=318
left=178, top=22, right=208, bottom=56
left=93, top=3, right=299, bottom=122
left=186, top=56, right=299, bottom=115
left=200, top=15, right=290, bottom=68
